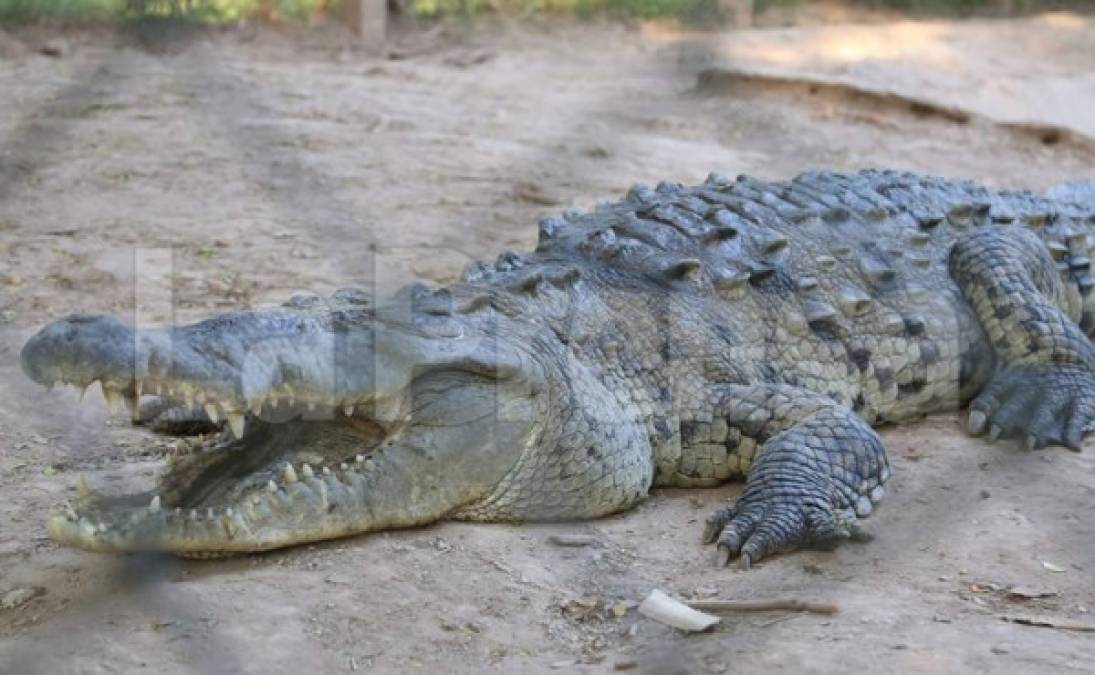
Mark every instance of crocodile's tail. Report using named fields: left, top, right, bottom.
left=1046, top=180, right=1095, bottom=212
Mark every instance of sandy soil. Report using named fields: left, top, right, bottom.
left=2, top=13, right=1095, bottom=674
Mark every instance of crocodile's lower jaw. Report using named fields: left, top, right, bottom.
left=51, top=409, right=389, bottom=555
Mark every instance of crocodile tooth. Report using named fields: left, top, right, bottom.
left=204, top=403, right=220, bottom=424
left=267, top=480, right=278, bottom=493
left=207, top=508, right=216, bottom=520
left=149, top=495, right=161, bottom=513
left=302, top=463, right=315, bottom=479
left=355, top=454, right=365, bottom=464
left=189, top=509, right=200, bottom=521
left=227, top=413, right=245, bottom=440
left=252, top=496, right=262, bottom=506
left=343, top=404, right=355, bottom=417
left=283, top=464, right=299, bottom=483
left=78, top=385, right=89, bottom=403
left=340, top=463, right=349, bottom=471
left=270, top=397, right=280, bottom=409
left=76, top=473, right=91, bottom=498
left=250, top=397, right=264, bottom=416
left=837, top=287, right=874, bottom=316
left=133, top=379, right=143, bottom=399
left=225, top=507, right=234, bottom=517
left=102, top=387, right=122, bottom=413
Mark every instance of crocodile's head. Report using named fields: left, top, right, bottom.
left=21, top=293, right=548, bottom=556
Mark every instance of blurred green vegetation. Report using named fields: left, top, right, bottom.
left=0, top=0, right=324, bottom=22
left=0, top=0, right=1065, bottom=26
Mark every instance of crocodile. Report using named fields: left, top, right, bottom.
left=20, top=169, right=1095, bottom=566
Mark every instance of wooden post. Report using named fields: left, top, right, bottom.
left=719, top=0, right=753, bottom=28
left=338, top=0, right=387, bottom=44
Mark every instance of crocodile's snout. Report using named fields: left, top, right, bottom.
left=21, top=314, right=135, bottom=389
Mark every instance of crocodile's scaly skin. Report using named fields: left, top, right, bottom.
left=21, top=169, right=1095, bottom=563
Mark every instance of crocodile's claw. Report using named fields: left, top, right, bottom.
left=703, top=498, right=872, bottom=569
left=968, top=364, right=1095, bottom=451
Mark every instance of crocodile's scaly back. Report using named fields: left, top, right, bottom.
left=439, top=170, right=1094, bottom=485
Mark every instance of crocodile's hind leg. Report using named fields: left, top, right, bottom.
left=700, top=385, right=889, bottom=568
left=952, top=227, right=1095, bottom=450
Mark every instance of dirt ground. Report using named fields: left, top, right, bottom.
left=2, top=10, right=1095, bottom=674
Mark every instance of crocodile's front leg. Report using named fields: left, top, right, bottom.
left=952, top=227, right=1095, bottom=450
left=701, top=385, right=889, bottom=568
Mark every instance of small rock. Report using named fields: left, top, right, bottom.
left=38, top=39, right=67, bottom=57
left=2, top=587, right=42, bottom=610
left=614, top=657, right=638, bottom=670
left=980, top=489, right=991, bottom=499
left=990, top=644, right=1011, bottom=655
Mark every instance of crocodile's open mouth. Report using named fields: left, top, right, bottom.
left=47, top=383, right=391, bottom=556
left=23, top=303, right=546, bottom=556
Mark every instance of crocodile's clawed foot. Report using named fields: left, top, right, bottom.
left=967, top=364, right=1095, bottom=452
left=702, top=498, right=873, bottom=570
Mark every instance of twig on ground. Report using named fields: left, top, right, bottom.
left=1002, top=615, right=1095, bottom=633
left=687, top=599, right=839, bottom=615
